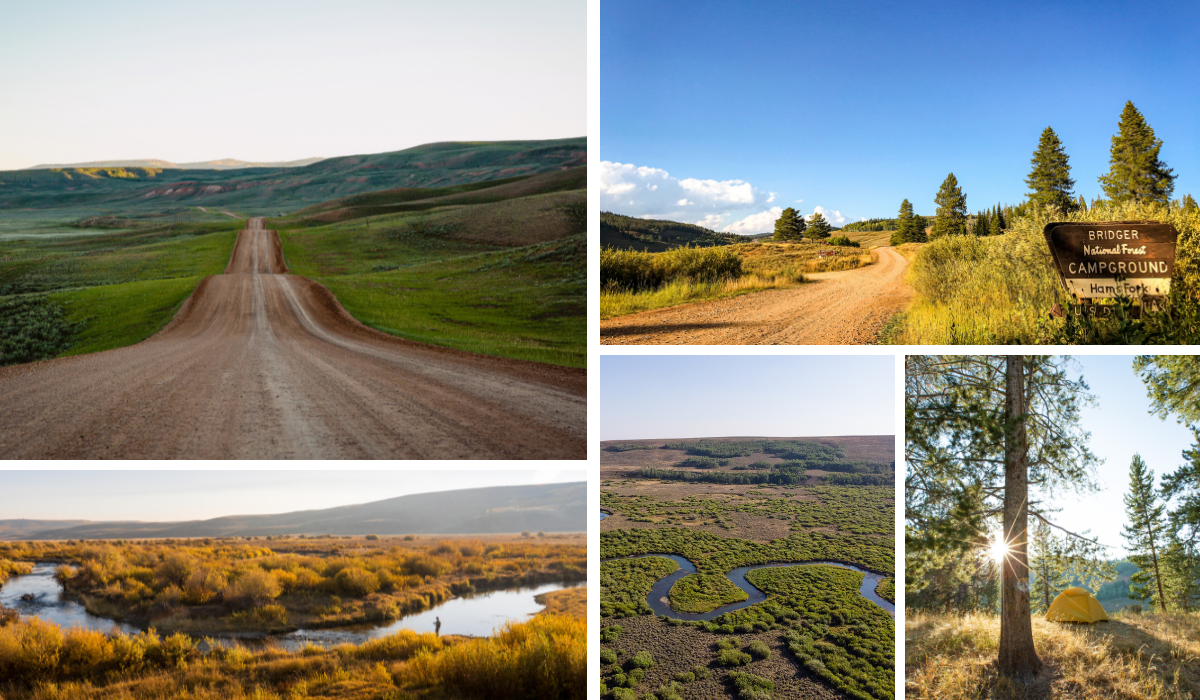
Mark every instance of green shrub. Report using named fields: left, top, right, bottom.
left=746, top=640, right=771, bottom=659
left=827, top=236, right=861, bottom=248
left=673, top=671, right=696, bottom=683
left=600, top=648, right=618, bottom=665
left=600, top=625, right=623, bottom=642
left=655, top=681, right=685, bottom=700
left=729, top=671, right=775, bottom=699
left=628, top=668, right=645, bottom=685
left=676, top=456, right=728, bottom=469
left=611, top=688, right=637, bottom=700
left=716, top=637, right=742, bottom=651
left=716, top=648, right=752, bottom=667
left=628, top=650, right=654, bottom=669
left=0, top=296, right=77, bottom=366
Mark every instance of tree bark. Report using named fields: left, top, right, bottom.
left=998, top=355, right=1042, bottom=678
left=1147, top=520, right=1167, bottom=613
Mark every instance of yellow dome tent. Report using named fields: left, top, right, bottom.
left=1045, top=587, right=1109, bottom=623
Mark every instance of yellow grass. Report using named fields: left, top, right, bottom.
left=906, top=610, right=1200, bottom=700
left=600, top=274, right=803, bottom=318
left=535, top=586, right=586, bottom=619
left=599, top=241, right=876, bottom=318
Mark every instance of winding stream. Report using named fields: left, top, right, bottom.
left=1, top=564, right=577, bottom=648
left=603, top=554, right=895, bottom=620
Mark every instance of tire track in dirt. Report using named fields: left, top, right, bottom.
left=0, top=218, right=584, bottom=459
left=601, top=246, right=914, bottom=345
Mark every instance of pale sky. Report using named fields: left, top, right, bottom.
left=601, top=355, right=895, bottom=440
left=1053, top=356, right=1197, bottom=558
left=0, top=470, right=585, bottom=521
left=0, top=1, right=585, bottom=170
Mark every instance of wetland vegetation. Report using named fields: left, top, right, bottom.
left=0, top=534, right=585, bottom=699
left=600, top=436, right=895, bottom=700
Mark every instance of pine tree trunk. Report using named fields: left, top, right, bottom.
left=1149, top=534, right=1166, bottom=613
left=998, top=356, right=1042, bottom=678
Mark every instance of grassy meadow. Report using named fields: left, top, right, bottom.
left=0, top=222, right=239, bottom=365
left=0, top=535, right=586, bottom=699
left=890, top=201, right=1200, bottom=344
left=906, top=610, right=1200, bottom=700
left=600, top=240, right=876, bottom=318
left=271, top=172, right=585, bottom=368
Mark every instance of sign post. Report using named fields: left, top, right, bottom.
left=1043, top=220, right=1178, bottom=316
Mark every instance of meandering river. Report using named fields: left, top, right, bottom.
left=603, top=554, right=895, bottom=620
left=1, top=563, right=577, bottom=648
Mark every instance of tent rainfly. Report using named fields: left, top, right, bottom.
left=1045, top=587, right=1109, bottom=623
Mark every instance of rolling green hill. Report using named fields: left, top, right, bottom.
left=0, top=138, right=586, bottom=219
left=600, top=211, right=751, bottom=251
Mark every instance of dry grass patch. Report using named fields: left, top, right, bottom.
left=906, top=610, right=1200, bottom=700
left=535, top=586, right=586, bottom=619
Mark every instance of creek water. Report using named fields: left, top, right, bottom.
left=600, top=511, right=610, bottom=519
left=0, top=563, right=140, bottom=635
left=0, top=564, right=576, bottom=648
left=603, top=554, right=895, bottom=620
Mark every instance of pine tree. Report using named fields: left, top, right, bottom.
left=1098, top=101, right=1176, bottom=204
left=891, top=199, right=915, bottom=245
left=990, top=208, right=1002, bottom=236
left=1078, top=195, right=1088, bottom=211
left=772, top=207, right=805, bottom=242
left=974, top=210, right=991, bottom=237
left=911, top=214, right=928, bottom=242
left=1121, top=453, right=1168, bottom=612
left=930, top=173, right=967, bottom=238
left=806, top=211, right=832, bottom=239
left=1184, top=194, right=1198, bottom=213
left=1025, top=127, right=1076, bottom=212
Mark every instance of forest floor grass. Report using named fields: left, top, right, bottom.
left=906, top=610, right=1200, bottom=699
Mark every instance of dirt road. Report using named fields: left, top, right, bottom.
left=601, top=246, right=914, bottom=345
left=0, top=219, right=585, bottom=459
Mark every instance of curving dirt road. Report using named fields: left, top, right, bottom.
left=0, top=219, right=585, bottom=459
left=601, top=246, right=914, bottom=345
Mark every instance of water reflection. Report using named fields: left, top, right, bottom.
left=2, top=564, right=577, bottom=648
left=0, top=563, right=139, bottom=635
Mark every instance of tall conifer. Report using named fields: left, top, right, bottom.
left=1122, top=454, right=1169, bottom=612
left=1025, top=127, right=1076, bottom=212
left=1099, top=101, right=1176, bottom=204
left=772, top=207, right=805, bottom=241
left=891, top=199, right=915, bottom=245
left=930, top=173, right=967, bottom=237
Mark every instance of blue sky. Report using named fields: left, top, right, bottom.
left=0, top=0, right=584, bottom=170
left=600, top=355, right=895, bottom=440
left=601, top=0, right=1199, bottom=232
left=1052, top=356, right=1196, bottom=558
left=0, top=470, right=585, bottom=521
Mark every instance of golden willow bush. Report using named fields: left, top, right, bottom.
left=0, top=614, right=585, bottom=700
left=0, top=538, right=584, bottom=634
left=897, top=201, right=1200, bottom=344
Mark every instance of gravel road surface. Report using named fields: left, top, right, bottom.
left=0, top=219, right=585, bottom=459
left=601, top=246, right=913, bottom=345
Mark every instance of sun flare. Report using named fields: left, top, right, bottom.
left=989, top=535, right=1010, bottom=563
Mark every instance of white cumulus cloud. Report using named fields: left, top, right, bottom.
left=808, top=206, right=846, bottom=225
left=599, top=161, right=774, bottom=226
left=724, top=207, right=783, bottom=235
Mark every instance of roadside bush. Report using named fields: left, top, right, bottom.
left=899, top=200, right=1200, bottom=344
left=827, top=235, right=861, bottom=248
left=0, top=296, right=77, bottom=366
left=601, top=245, right=742, bottom=292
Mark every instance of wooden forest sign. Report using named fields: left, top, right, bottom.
left=1043, top=220, right=1178, bottom=299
